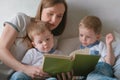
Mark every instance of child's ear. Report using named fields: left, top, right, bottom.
left=96, top=34, right=101, bottom=39
left=32, top=42, right=36, bottom=47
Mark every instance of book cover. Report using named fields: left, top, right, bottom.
left=43, top=55, right=73, bottom=76
left=43, top=49, right=100, bottom=76
left=73, top=54, right=100, bottom=76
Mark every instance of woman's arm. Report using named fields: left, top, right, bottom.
left=0, top=23, right=41, bottom=78
left=0, top=23, right=21, bottom=70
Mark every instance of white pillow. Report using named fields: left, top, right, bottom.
left=114, top=56, right=120, bottom=79
left=112, top=31, right=120, bottom=57
left=112, top=31, right=120, bottom=79
left=58, top=37, right=80, bottom=55
left=113, top=30, right=120, bottom=42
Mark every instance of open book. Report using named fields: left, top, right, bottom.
left=43, top=49, right=100, bottom=76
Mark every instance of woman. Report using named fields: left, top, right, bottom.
left=0, top=0, right=70, bottom=80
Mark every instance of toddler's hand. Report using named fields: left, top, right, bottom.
left=57, top=71, right=73, bottom=80
left=105, top=33, right=114, bottom=45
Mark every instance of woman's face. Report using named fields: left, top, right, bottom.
left=41, top=3, right=65, bottom=30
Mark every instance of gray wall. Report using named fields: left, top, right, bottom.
left=0, top=0, right=39, bottom=34
left=0, top=0, right=120, bottom=38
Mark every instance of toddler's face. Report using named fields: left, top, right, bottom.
left=79, top=26, right=100, bottom=47
left=32, top=30, right=54, bottom=53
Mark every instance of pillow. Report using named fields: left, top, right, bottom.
left=112, top=31, right=120, bottom=57
left=114, top=56, right=120, bottom=79
left=113, top=30, right=120, bottom=42
left=58, top=37, right=80, bottom=55
left=113, top=31, right=120, bottom=80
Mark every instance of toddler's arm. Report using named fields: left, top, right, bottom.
left=105, top=33, right=115, bottom=65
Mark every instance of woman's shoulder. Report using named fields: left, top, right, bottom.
left=14, top=12, right=31, bottom=21
left=5, top=12, right=31, bottom=25
left=16, top=12, right=30, bottom=18
left=7, top=12, right=31, bottom=32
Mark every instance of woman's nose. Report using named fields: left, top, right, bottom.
left=51, top=15, right=57, bottom=23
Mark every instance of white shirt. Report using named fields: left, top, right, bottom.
left=22, top=48, right=62, bottom=66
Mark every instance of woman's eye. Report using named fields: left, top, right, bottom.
left=87, top=36, right=91, bottom=39
left=48, top=13, right=53, bottom=16
left=57, top=15, right=63, bottom=18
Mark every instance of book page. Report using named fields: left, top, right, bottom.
left=69, top=48, right=90, bottom=59
left=44, top=54, right=71, bottom=60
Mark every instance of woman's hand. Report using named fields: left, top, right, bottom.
left=56, top=71, right=73, bottom=80
left=23, top=65, right=49, bottom=78
left=38, top=66, right=50, bottom=78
